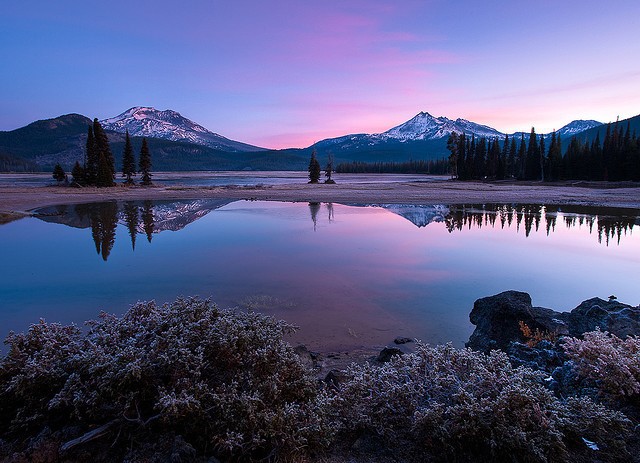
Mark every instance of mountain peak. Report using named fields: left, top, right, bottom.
left=101, top=107, right=265, bottom=152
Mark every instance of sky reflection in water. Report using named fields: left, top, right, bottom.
left=0, top=200, right=638, bottom=352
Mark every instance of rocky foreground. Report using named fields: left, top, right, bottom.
left=1, top=294, right=640, bottom=462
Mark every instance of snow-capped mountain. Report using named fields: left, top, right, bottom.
left=555, top=120, right=603, bottom=138
left=101, top=107, right=265, bottom=152
left=314, top=112, right=604, bottom=153
left=381, top=112, right=504, bottom=141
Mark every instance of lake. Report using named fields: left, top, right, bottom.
left=1, top=200, right=638, bottom=352
left=0, top=171, right=446, bottom=187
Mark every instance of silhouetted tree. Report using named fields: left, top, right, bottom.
left=142, top=200, right=154, bottom=242
left=324, top=154, right=335, bottom=183
left=308, top=150, right=321, bottom=183
left=71, top=161, right=85, bottom=185
left=122, top=130, right=136, bottom=184
left=123, top=201, right=139, bottom=250
left=52, top=163, right=66, bottom=183
left=93, top=118, right=115, bottom=186
left=85, top=126, right=98, bottom=185
left=139, top=138, right=152, bottom=186
left=309, top=202, right=321, bottom=230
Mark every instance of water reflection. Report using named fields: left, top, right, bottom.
left=35, top=199, right=232, bottom=260
left=31, top=200, right=639, bottom=262
left=443, top=204, right=637, bottom=245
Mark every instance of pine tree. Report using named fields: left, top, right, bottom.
left=539, top=134, right=546, bottom=182
left=324, top=154, right=335, bottom=183
left=308, top=149, right=321, bottom=183
left=547, top=132, right=562, bottom=181
left=52, top=163, right=66, bottom=182
left=517, top=134, right=526, bottom=179
left=85, top=126, right=98, bottom=185
left=123, top=201, right=139, bottom=250
left=97, top=152, right=113, bottom=187
left=122, top=130, right=136, bottom=184
left=93, top=118, right=114, bottom=186
left=71, top=161, right=85, bottom=185
left=508, top=136, right=517, bottom=178
left=139, top=138, right=152, bottom=186
left=447, top=133, right=459, bottom=178
left=526, top=128, right=539, bottom=180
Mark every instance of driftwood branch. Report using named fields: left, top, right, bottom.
left=60, top=419, right=119, bottom=453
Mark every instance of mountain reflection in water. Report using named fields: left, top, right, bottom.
left=33, top=201, right=638, bottom=261
left=35, top=199, right=232, bottom=260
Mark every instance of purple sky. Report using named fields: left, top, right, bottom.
left=1, top=0, right=639, bottom=149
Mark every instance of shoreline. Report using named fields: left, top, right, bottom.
left=2, top=180, right=640, bottom=217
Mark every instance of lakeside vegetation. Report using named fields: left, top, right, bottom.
left=1, top=297, right=637, bottom=462
left=447, top=121, right=640, bottom=182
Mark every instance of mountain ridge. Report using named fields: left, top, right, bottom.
left=101, top=107, right=266, bottom=153
left=1, top=108, right=634, bottom=172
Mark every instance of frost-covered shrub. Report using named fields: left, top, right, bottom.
left=332, top=343, right=630, bottom=462
left=563, top=329, right=640, bottom=400
left=0, top=298, right=332, bottom=461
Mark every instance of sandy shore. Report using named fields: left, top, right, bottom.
left=2, top=180, right=640, bottom=219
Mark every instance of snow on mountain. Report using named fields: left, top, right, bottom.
left=380, top=112, right=504, bottom=141
left=101, top=107, right=265, bottom=152
left=315, top=112, right=604, bottom=150
left=380, top=204, right=450, bottom=228
left=555, top=120, right=603, bottom=138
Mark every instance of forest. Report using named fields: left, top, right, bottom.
left=447, top=121, right=640, bottom=182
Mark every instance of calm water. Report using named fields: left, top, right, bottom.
left=1, top=200, right=638, bottom=352
left=0, top=171, right=445, bottom=187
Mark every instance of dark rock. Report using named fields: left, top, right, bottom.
left=324, top=369, right=349, bottom=389
left=467, top=291, right=639, bottom=354
left=293, top=344, right=318, bottom=370
left=376, top=347, right=403, bottom=363
left=507, top=341, right=565, bottom=373
left=566, top=297, right=640, bottom=338
left=393, top=337, right=413, bottom=345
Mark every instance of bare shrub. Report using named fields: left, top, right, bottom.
left=563, top=329, right=640, bottom=399
left=332, top=343, right=630, bottom=462
left=1, top=298, right=333, bottom=461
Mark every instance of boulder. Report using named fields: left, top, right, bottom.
left=467, top=291, right=639, bottom=353
left=467, top=291, right=569, bottom=352
left=376, top=347, right=404, bottom=363
left=566, top=297, right=640, bottom=338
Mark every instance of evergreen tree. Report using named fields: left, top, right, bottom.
left=457, top=133, right=467, bottom=180
left=71, top=161, right=85, bottom=185
left=447, top=133, right=459, bottom=178
left=52, top=163, right=66, bottom=183
left=123, top=201, right=139, bottom=250
left=526, top=128, right=539, bottom=180
left=93, top=118, right=115, bottom=186
left=547, top=132, right=562, bottom=181
left=308, top=149, right=321, bottom=183
left=508, top=136, right=517, bottom=178
left=139, top=138, right=152, bottom=186
left=142, top=200, right=154, bottom=242
left=85, top=126, right=98, bottom=185
left=121, top=130, right=136, bottom=184
left=324, top=154, right=335, bottom=183
left=539, top=134, right=546, bottom=182
left=97, top=152, right=113, bottom=187
left=517, top=134, right=526, bottom=179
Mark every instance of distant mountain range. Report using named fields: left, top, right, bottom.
left=0, top=106, right=636, bottom=172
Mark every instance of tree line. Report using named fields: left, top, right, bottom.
left=53, top=119, right=152, bottom=186
left=335, top=158, right=449, bottom=174
left=447, top=121, right=640, bottom=182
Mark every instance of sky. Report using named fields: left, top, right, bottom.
left=1, top=0, right=639, bottom=149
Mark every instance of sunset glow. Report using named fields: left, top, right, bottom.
left=1, top=0, right=639, bottom=148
